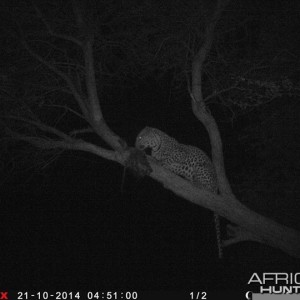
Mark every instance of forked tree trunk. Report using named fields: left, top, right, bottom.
left=9, top=0, right=300, bottom=259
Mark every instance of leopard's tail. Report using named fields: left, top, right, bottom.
left=214, top=213, right=223, bottom=259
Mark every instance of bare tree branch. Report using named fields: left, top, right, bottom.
left=44, top=104, right=85, bottom=121
left=147, top=158, right=300, bottom=258
left=69, top=127, right=94, bottom=136
left=5, top=116, right=73, bottom=141
left=32, top=2, right=83, bottom=47
left=6, top=121, right=300, bottom=258
left=70, top=0, right=127, bottom=152
left=204, top=84, right=238, bottom=102
left=223, top=224, right=263, bottom=246
left=28, top=138, right=115, bottom=162
left=191, top=0, right=229, bottom=106
left=189, top=0, right=233, bottom=195
left=83, top=39, right=103, bottom=122
left=20, top=37, right=90, bottom=120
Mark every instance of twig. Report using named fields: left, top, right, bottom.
left=69, top=127, right=94, bottom=136
left=5, top=116, right=73, bottom=142
left=20, top=37, right=89, bottom=119
left=44, top=104, right=86, bottom=121
left=32, top=2, right=82, bottom=47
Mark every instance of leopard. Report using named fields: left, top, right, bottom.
left=135, top=126, right=222, bottom=258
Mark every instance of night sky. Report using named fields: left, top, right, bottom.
left=0, top=0, right=299, bottom=296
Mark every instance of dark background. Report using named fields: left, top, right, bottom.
left=0, top=0, right=299, bottom=292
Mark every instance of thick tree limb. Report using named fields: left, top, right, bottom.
left=190, top=0, right=232, bottom=195
left=192, top=0, right=229, bottom=106
left=84, top=40, right=102, bottom=121
left=20, top=1, right=127, bottom=153
left=71, top=1, right=127, bottom=152
left=8, top=131, right=117, bottom=163
left=224, top=224, right=263, bottom=245
left=82, top=39, right=124, bottom=151
left=8, top=120, right=300, bottom=258
left=147, top=159, right=300, bottom=258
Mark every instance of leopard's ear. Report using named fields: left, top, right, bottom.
left=142, top=127, right=152, bottom=134
left=137, top=127, right=146, bottom=136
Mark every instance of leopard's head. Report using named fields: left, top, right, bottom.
left=135, top=127, right=162, bottom=154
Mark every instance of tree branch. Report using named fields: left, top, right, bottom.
left=83, top=39, right=103, bottom=122
left=71, top=1, right=127, bottom=152
left=44, top=104, right=85, bottom=121
left=204, top=84, right=238, bottom=102
left=7, top=129, right=117, bottom=163
left=190, top=0, right=232, bottom=195
left=5, top=116, right=73, bottom=142
left=191, top=0, right=229, bottom=105
left=32, top=2, right=83, bottom=47
left=223, top=224, right=263, bottom=246
left=20, top=38, right=90, bottom=120
left=8, top=124, right=300, bottom=258
left=69, top=127, right=94, bottom=136
left=147, top=159, right=300, bottom=258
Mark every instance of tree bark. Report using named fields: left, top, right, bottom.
left=147, top=159, right=300, bottom=258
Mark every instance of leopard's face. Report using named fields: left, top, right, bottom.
left=135, top=127, right=162, bottom=154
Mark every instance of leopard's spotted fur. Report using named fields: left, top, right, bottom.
left=135, top=127, right=222, bottom=258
